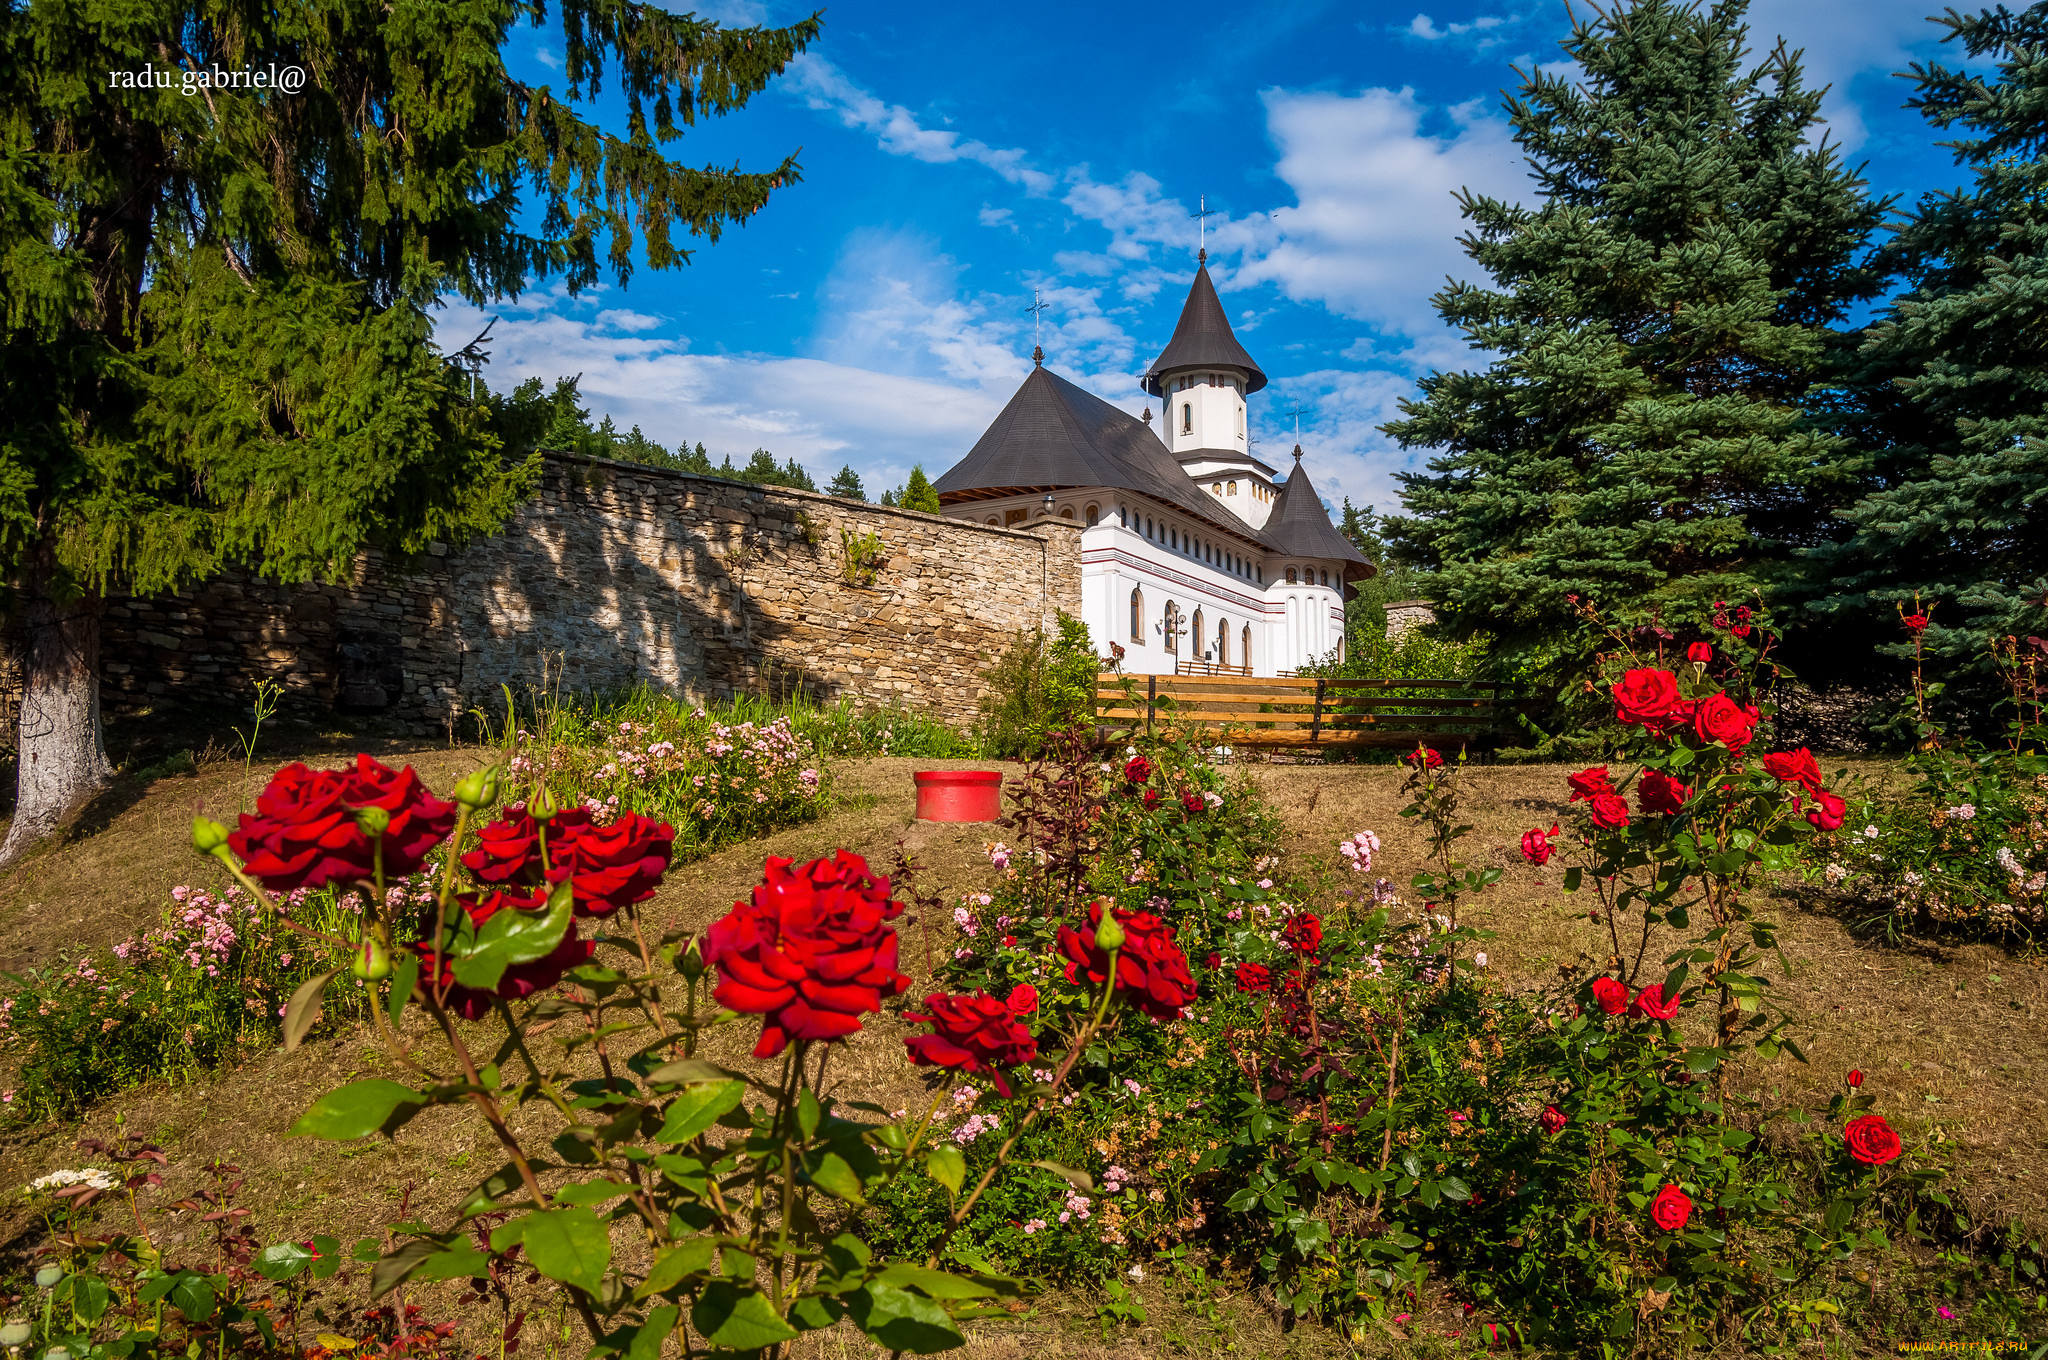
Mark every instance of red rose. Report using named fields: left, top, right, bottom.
left=1636, top=770, right=1691, bottom=817
left=1539, top=1104, right=1568, bottom=1135
left=903, top=992, right=1040, bottom=1096
left=703, top=851, right=911, bottom=1059
left=1844, top=1114, right=1902, bottom=1166
left=1761, top=748, right=1824, bottom=794
left=1800, top=789, right=1847, bottom=832
left=1006, top=983, right=1038, bottom=1015
left=1124, top=755, right=1152, bottom=784
left=1002, top=935, right=1017, bottom=947
left=413, top=889, right=595, bottom=1021
left=1686, top=642, right=1713, bottom=663
left=1651, top=1183, right=1692, bottom=1231
left=1205, top=951, right=1221, bottom=970
left=230, top=755, right=457, bottom=892
left=544, top=810, right=676, bottom=916
left=1613, top=668, right=1685, bottom=731
left=1588, top=791, right=1631, bottom=830
left=1405, top=746, right=1444, bottom=770
left=1846, top=1068, right=1864, bottom=1089
left=1568, top=766, right=1614, bottom=802
left=1282, top=912, right=1323, bottom=956
left=1181, top=791, right=1205, bottom=814
left=1521, top=824, right=1560, bottom=866
left=1590, top=976, right=1629, bottom=1015
left=460, top=806, right=595, bottom=886
left=1629, top=983, right=1682, bottom=1019
left=1057, top=901, right=1196, bottom=1021
left=1142, top=789, right=1160, bottom=809
left=1901, top=614, right=1928, bottom=634
left=1693, top=693, right=1760, bottom=751
left=1234, top=962, right=1272, bottom=994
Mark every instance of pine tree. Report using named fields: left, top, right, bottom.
left=1381, top=0, right=1887, bottom=653
left=1810, top=6, right=2048, bottom=665
left=0, top=0, right=818, bottom=863
left=901, top=465, right=942, bottom=514
left=826, top=465, right=865, bottom=500
left=681, top=442, right=714, bottom=475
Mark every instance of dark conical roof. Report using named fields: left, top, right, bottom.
left=1142, top=262, right=1268, bottom=396
left=933, top=365, right=1281, bottom=548
left=1269, top=448, right=1372, bottom=570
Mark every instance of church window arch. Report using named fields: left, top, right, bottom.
left=1181, top=403, right=1192, bottom=434
left=1256, top=566, right=1263, bottom=583
left=1163, top=601, right=1180, bottom=654
left=1285, top=567, right=1298, bottom=585
left=1321, top=569, right=1330, bottom=586
left=1130, top=588, right=1143, bottom=642
left=1212, top=481, right=1222, bottom=495
left=1192, top=608, right=1204, bottom=657
left=1085, top=503, right=1099, bottom=526
left=1227, top=480, right=1237, bottom=496
left=985, top=516, right=998, bottom=526
left=1241, top=624, right=1251, bottom=666
left=1058, top=505, right=1074, bottom=520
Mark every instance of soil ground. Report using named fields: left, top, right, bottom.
left=0, top=739, right=2039, bottom=1358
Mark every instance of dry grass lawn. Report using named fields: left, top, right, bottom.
left=0, top=741, right=2038, bottom=1358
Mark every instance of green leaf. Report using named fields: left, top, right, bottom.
left=607, top=1304, right=678, bottom=1360
left=387, top=952, right=421, bottom=1029
left=797, top=1088, right=823, bottom=1139
left=789, top=1295, right=845, bottom=1331
left=288, top=1079, right=424, bottom=1140
left=635, top=1239, right=717, bottom=1300
left=642, top=1058, right=742, bottom=1089
left=807, top=1150, right=865, bottom=1203
left=1028, top=1159, right=1092, bottom=1192
left=282, top=972, right=333, bottom=1053
left=169, top=1274, right=216, bottom=1322
left=873, top=1264, right=997, bottom=1300
left=520, top=1208, right=612, bottom=1295
left=1563, top=867, right=1583, bottom=892
left=691, top=1282, right=798, bottom=1350
left=1824, top=1198, right=1853, bottom=1236
left=553, top=1178, right=637, bottom=1208
left=851, top=1281, right=966, bottom=1354
left=58, top=1274, right=111, bottom=1324
left=451, top=881, right=573, bottom=991
left=926, top=1146, right=966, bottom=1200
left=1438, top=1177, right=1472, bottom=1202
left=654, top=1080, right=746, bottom=1144
left=253, top=1243, right=314, bottom=1282
left=369, top=1238, right=488, bottom=1298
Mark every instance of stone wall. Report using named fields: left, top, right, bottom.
left=3, top=455, right=1084, bottom=739
left=1384, top=600, right=1437, bottom=641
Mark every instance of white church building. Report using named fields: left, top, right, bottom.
left=933, top=256, right=1374, bottom=676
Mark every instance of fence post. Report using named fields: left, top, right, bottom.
left=1310, top=677, right=1326, bottom=744
left=1147, top=674, right=1157, bottom=739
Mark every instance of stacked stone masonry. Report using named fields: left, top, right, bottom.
left=2, top=456, right=1084, bottom=739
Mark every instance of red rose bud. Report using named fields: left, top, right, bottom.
left=1846, top=1068, right=1864, bottom=1089
left=1143, top=789, right=1160, bottom=809
left=352, top=804, right=392, bottom=838
left=452, top=765, right=502, bottom=809
left=1844, top=1113, right=1902, bottom=1166
left=1567, top=766, right=1614, bottom=802
left=1686, top=642, right=1713, bottom=663
left=1588, top=791, right=1631, bottom=830
left=1182, top=791, right=1205, bottom=814
left=1636, top=770, right=1690, bottom=817
left=903, top=992, right=1039, bottom=1095
left=1205, top=951, right=1221, bottom=970
left=529, top=784, right=559, bottom=822
left=1629, top=984, right=1682, bottom=1019
left=677, top=933, right=706, bottom=983
left=1761, top=748, right=1824, bottom=794
left=1651, top=1183, right=1692, bottom=1231
left=1234, top=962, right=1272, bottom=994
left=704, top=850, right=911, bottom=1058
left=1801, top=789, right=1847, bottom=832
left=1540, top=1104, right=1568, bottom=1135
left=229, top=755, right=457, bottom=892
left=1520, top=824, right=1560, bottom=866
left=1590, top=976, right=1630, bottom=1015
left=1057, top=902, right=1194, bottom=1021
left=191, top=816, right=232, bottom=857
left=1282, top=912, right=1323, bottom=956
left=351, top=936, right=393, bottom=982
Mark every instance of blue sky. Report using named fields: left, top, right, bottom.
left=435, top=0, right=1977, bottom=517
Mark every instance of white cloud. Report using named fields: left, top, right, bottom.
left=1406, top=13, right=1508, bottom=42
left=1741, top=0, right=1941, bottom=151
left=977, top=204, right=1016, bottom=230
left=813, top=228, right=1028, bottom=386
left=787, top=55, right=1055, bottom=194
left=1234, top=88, right=1527, bottom=338
left=1267, top=367, right=1434, bottom=522
left=595, top=308, right=662, bottom=332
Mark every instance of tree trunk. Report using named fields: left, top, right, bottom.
left=0, top=554, right=113, bottom=867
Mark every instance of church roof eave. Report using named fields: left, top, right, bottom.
left=1141, top=261, right=1268, bottom=396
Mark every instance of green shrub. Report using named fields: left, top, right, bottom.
left=977, top=612, right=1099, bottom=759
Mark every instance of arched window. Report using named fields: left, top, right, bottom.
left=1212, top=481, right=1222, bottom=495
left=1216, top=619, right=1229, bottom=667
left=1255, top=566, right=1263, bottom=583
left=1171, top=528, right=1178, bottom=549
left=1059, top=506, right=1074, bottom=520
left=1321, top=569, right=1330, bottom=586
left=1241, top=624, right=1251, bottom=666
left=1285, top=567, right=1298, bottom=584
left=1163, top=601, right=1180, bottom=654
left=1227, top=480, right=1237, bottom=496
left=1146, top=517, right=1154, bottom=538
left=1181, top=403, right=1192, bottom=434
left=1085, top=504, right=1099, bottom=526
left=1130, top=588, right=1143, bottom=642
left=1192, top=608, right=1205, bottom=657
left=985, top=516, right=999, bottom=526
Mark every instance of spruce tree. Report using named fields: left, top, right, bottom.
left=1811, top=5, right=2048, bottom=665
left=1382, top=0, right=1886, bottom=651
left=901, top=465, right=942, bottom=514
left=827, top=465, right=866, bottom=500
left=0, top=0, right=818, bottom=863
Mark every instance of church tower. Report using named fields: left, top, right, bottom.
left=1141, top=254, right=1280, bottom=529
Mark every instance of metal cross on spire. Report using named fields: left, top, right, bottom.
left=1023, top=288, right=1050, bottom=351
left=1191, top=194, right=1218, bottom=259
left=1283, top=403, right=1311, bottom=445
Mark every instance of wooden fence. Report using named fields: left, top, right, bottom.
left=1096, top=672, right=1527, bottom=751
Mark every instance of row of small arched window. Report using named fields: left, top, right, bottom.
left=977, top=502, right=1332, bottom=589
left=1130, top=590, right=1247, bottom=662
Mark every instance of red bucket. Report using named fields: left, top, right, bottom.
left=913, top=770, right=1003, bottom=822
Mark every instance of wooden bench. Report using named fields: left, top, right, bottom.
left=1096, top=672, right=1528, bottom=751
